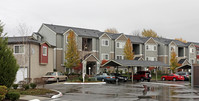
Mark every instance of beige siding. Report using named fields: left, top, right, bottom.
left=30, top=44, right=54, bottom=80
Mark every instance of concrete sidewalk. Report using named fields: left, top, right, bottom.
left=20, top=95, right=51, bottom=101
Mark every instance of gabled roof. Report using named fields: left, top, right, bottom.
left=102, top=60, right=169, bottom=67
left=153, top=37, right=172, bottom=45
left=172, top=40, right=187, bottom=47
left=7, top=36, right=54, bottom=47
left=107, top=33, right=122, bottom=40
left=7, top=36, right=42, bottom=44
left=178, top=59, right=186, bottom=64
left=44, top=24, right=101, bottom=38
left=126, top=35, right=144, bottom=44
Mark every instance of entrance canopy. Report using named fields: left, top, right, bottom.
left=177, top=64, right=191, bottom=69
left=102, top=60, right=169, bottom=67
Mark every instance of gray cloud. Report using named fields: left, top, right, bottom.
left=0, top=0, right=199, bottom=42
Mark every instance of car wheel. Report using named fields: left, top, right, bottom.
left=162, top=77, right=166, bottom=81
left=173, top=78, right=176, bottom=81
left=102, top=79, right=105, bottom=82
left=147, top=79, right=150, bottom=82
left=141, top=78, right=144, bottom=82
left=65, top=77, right=68, bottom=81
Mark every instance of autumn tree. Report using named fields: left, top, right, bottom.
left=124, top=38, right=134, bottom=60
left=142, top=29, right=158, bottom=37
left=170, top=50, right=180, bottom=73
left=104, top=28, right=119, bottom=34
left=175, top=38, right=187, bottom=43
left=0, top=20, right=19, bottom=88
left=65, top=31, right=80, bottom=72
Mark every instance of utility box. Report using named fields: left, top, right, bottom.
left=193, top=64, right=199, bottom=87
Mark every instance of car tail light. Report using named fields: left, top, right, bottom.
left=106, top=77, right=110, bottom=78
left=186, top=75, right=189, bottom=77
left=112, top=77, right=115, bottom=78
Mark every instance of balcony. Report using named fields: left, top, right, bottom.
left=82, top=38, right=92, bottom=51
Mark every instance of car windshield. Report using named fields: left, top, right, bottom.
left=46, top=72, right=56, bottom=76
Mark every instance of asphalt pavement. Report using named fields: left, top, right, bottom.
left=44, top=81, right=199, bottom=101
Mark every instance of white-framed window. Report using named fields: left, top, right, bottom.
left=116, top=55, right=124, bottom=60
left=14, top=45, right=24, bottom=54
left=197, top=51, right=199, bottom=55
left=116, top=42, right=125, bottom=48
left=171, top=46, right=175, bottom=51
left=190, top=48, right=194, bottom=53
left=102, top=39, right=109, bottom=46
left=146, top=57, right=156, bottom=61
left=146, top=45, right=157, bottom=51
left=66, top=35, right=68, bottom=43
left=102, top=54, right=109, bottom=60
left=43, top=46, right=47, bottom=56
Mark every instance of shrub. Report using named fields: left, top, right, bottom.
left=79, top=77, right=83, bottom=82
left=30, top=83, right=37, bottom=89
left=6, top=92, right=20, bottom=101
left=22, top=84, right=29, bottom=90
left=0, top=86, right=7, bottom=100
left=12, top=84, right=18, bottom=89
left=119, top=70, right=123, bottom=74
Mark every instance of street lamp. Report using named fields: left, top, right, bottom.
left=89, top=67, right=91, bottom=75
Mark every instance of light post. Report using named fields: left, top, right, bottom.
left=89, top=67, right=91, bottom=75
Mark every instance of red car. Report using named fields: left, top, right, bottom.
left=161, top=74, right=184, bottom=81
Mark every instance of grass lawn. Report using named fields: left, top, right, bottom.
left=151, top=74, right=166, bottom=81
left=9, top=88, right=57, bottom=95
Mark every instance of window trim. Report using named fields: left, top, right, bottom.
left=116, top=42, right=125, bottom=48
left=102, top=39, right=109, bottom=46
left=116, top=55, right=124, bottom=60
left=42, top=46, right=47, bottom=56
left=101, top=53, right=109, bottom=60
left=13, top=45, right=25, bottom=54
left=146, top=45, right=157, bottom=51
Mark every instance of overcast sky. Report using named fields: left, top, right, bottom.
left=0, top=0, right=199, bottom=42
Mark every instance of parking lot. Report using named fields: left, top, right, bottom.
left=44, top=81, right=199, bottom=101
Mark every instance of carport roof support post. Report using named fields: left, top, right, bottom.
left=131, top=67, right=133, bottom=83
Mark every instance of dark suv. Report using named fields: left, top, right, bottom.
left=132, top=71, right=151, bottom=82
left=175, top=72, right=190, bottom=81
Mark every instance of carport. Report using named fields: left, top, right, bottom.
left=102, top=60, right=169, bottom=82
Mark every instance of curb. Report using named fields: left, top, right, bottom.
left=51, top=89, right=63, bottom=99
left=64, top=82, right=106, bottom=85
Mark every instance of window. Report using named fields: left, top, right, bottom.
left=197, top=61, right=199, bottom=64
left=116, top=55, right=124, bottom=60
left=43, top=46, right=47, bottom=56
left=190, top=48, right=194, bottom=53
left=14, top=45, right=24, bottom=54
left=116, top=42, right=125, bottom=48
left=197, top=51, right=199, bottom=55
left=102, top=54, right=109, bottom=60
left=171, top=46, right=175, bottom=51
left=146, top=45, right=156, bottom=51
left=66, top=35, right=68, bottom=43
left=102, top=39, right=109, bottom=46
left=146, top=57, right=156, bottom=61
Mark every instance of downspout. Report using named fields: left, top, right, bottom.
left=29, top=43, right=31, bottom=80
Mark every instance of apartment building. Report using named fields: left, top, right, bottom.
left=34, top=23, right=197, bottom=74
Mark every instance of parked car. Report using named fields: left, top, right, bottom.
left=131, top=71, right=151, bottom=82
left=42, top=72, right=68, bottom=82
left=161, top=74, right=184, bottom=81
left=95, top=73, right=116, bottom=83
left=111, top=73, right=128, bottom=82
left=175, top=72, right=190, bottom=81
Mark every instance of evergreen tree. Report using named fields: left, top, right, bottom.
left=0, top=21, right=19, bottom=88
left=123, top=38, right=134, bottom=60
left=65, top=30, right=80, bottom=72
left=170, top=50, right=179, bottom=73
